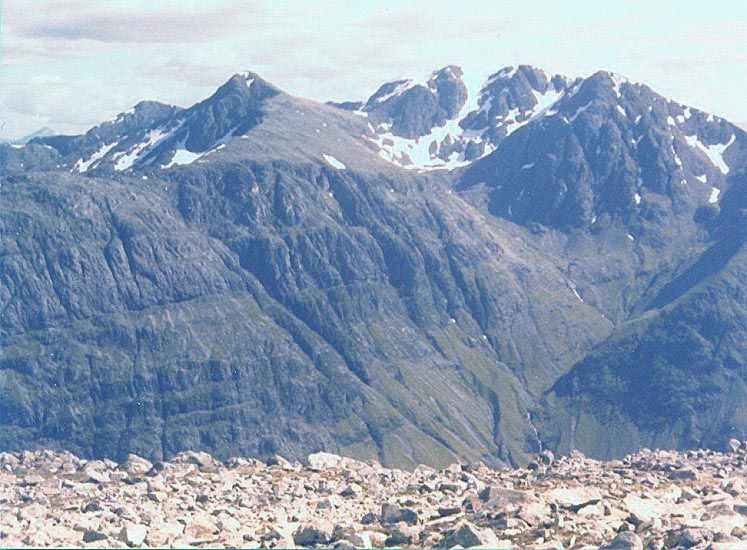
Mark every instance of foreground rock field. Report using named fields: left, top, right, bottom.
left=4, top=444, right=747, bottom=548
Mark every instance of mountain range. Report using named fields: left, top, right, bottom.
left=1, top=64, right=745, bottom=468
left=5, top=127, right=57, bottom=146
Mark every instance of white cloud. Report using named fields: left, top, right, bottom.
left=1, top=0, right=745, bottom=140
left=7, top=0, right=251, bottom=43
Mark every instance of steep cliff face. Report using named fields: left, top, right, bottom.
left=1, top=65, right=745, bottom=466
left=535, top=174, right=747, bottom=458
left=0, top=161, right=609, bottom=467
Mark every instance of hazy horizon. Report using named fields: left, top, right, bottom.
left=1, top=0, right=745, bottom=140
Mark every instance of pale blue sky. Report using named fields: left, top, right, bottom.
left=2, top=0, right=745, bottom=140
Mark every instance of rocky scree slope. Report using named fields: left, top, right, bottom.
left=6, top=444, right=747, bottom=549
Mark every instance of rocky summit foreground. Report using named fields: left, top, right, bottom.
left=4, top=446, right=747, bottom=549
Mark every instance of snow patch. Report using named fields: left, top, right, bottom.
left=369, top=68, right=568, bottom=171
left=113, top=127, right=170, bottom=171
left=119, top=116, right=193, bottom=170
left=708, top=187, right=720, bottom=204
left=475, top=94, right=493, bottom=116
left=685, top=134, right=735, bottom=174
left=322, top=154, right=346, bottom=169
left=373, top=68, right=485, bottom=174
left=485, top=66, right=517, bottom=86
left=104, top=106, right=135, bottom=124
left=673, top=148, right=682, bottom=168
left=502, top=107, right=529, bottom=136
left=74, top=141, right=118, bottom=172
left=161, top=140, right=204, bottom=168
left=568, top=281, right=584, bottom=303
left=373, top=80, right=417, bottom=104
left=531, top=86, right=564, bottom=118
left=371, top=93, right=488, bottom=171
left=608, top=72, right=631, bottom=99
left=634, top=192, right=641, bottom=205
left=696, top=174, right=707, bottom=184
left=200, top=128, right=238, bottom=158
left=501, top=87, right=564, bottom=135
left=569, top=101, right=592, bottom=123
left=203, top=143, right=227, bottom=156
left=162, top=149, right=203, bottom=168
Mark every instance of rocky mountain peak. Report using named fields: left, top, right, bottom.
left=26, top=100, right=182, bottom=164
left=359, top=64, right=576, bottom=170
left=460, top=64, right=745, bottom=231
left=427, top=65, right=468, bottom=119
left=93, top=101, right=182, bottom=138
left=360, top=66, right=468, bottom=139
left=479, top=64, right=572, bottom=95
left=11, top=127, right=56, bottom=145
left=364, top=78, right=416, bottom=107
left=219, top=71, right=282, bottom=101
left=429, top=64, right=463, bottom=81
left=461, top=65, right=572, bottom=139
